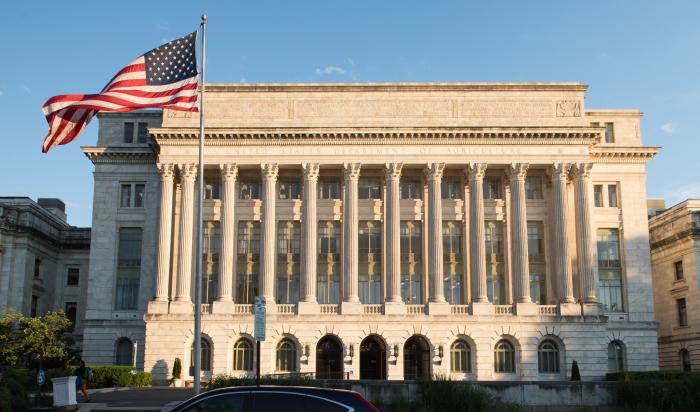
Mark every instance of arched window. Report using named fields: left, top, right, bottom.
left=115, top=337, right=133, bottom=366
left=538, top=339, right=560, bottom=373
left=607, top=341, right=625, bottom=372
left=276, top=338, right=297, bottom=372
left=191, top=338, right=212, bottom=372
left=451, top=340, right=471, bottom=373
left=494, top=340, right=515, bottom=373
left=233, top=338, right=253, bottom=371
left=681, top=349, right=692, bottom=372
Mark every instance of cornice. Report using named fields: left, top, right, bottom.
left=81, top=146, right=156, bottom=164
left=150, top=127, right=600, bottom=146
left=589, top=146, right=660, bottom=164
left=204, top=82, right=588, bottom=93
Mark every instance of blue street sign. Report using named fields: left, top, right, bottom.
left=254, top=297, right=266, bottom=342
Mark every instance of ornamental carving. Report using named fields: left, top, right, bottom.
left=550, top=162, right=572, bottom=181
left=220, top=163, right=238, bottom=181
left=302, top=163, right=321, bottom=181
left=384, top=163, right=403, bottom=180
left=507, top=163, right=529, bottom=182
left=178, top=163, right=197, bottom=181
left=571, top=163, right=593, bottom=181
left=166, top=109, right=193, bottom=118
left=157, top=163, right=175, bottom=180
left=261, top=163, right=279, bottom=180
left=468, top=163, right=488, bottom=180
left=343, top=163, right=362, bottom=180
left=424, top=163, right=445, bottom=182
left=556, top=101, right=581, bottom=117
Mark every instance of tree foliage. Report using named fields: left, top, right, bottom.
left=0, top=310, right=75, bottom=369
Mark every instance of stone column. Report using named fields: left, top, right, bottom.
left=425, top=163, right=448, bottom=314
left=469, top=163, right=492, bottom=314
left=550, top=163, right=576, bottom=309
left=260, top=163, right=279, bottom=309
left=573, top=163, right=599, bottom=310
left=341, top=163, right=362, bottom=314
left=212, top=164, right=237, bottom=313
left=150, top=164, right=175, bottom=313
left=384, top=163, right=405, bottom=313
left=171, top=163, right=197, bottom=313
left=299, top=163, right=320, bottom=314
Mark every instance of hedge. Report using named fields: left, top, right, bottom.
left=606, top=371, right=700, bottom=412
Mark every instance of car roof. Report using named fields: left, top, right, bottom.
left=204, top=385, right=358, bottom=395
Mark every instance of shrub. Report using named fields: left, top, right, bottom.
left=173, top=358, right=182, bottom=379
left=606, top=371, right=700, bottom=411
left=0, top=369, right=30, bottom=412
left=208, top=375, right=321, bottom=391
left=419, top=378, right=519, bottom=412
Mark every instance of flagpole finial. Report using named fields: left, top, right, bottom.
left=201, top=14, right=207, bottom=23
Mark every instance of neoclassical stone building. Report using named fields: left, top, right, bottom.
left=80, top=83, right=659, bottom=383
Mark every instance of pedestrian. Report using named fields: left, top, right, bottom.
left=75, top=360, right=91, bottom=402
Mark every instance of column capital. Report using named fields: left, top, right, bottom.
left=384, top=162, right=403, bottom=181
left=424, top=162, right=445, bottom=182
left=302, top=163, right=321, bottom=182
left=178, top=163, right=197, bottom=181
left=571, top=162, right=593, bottom=181
left=261, top=163, right=279, bottom=181
left=549, top=162, right=572, bottom=182
left=219, top=163, right=238, bottom=181
left=343, top=162, right=362, bottom=180
left=507, top=163, right=529, bottom=182
left=468, top=162, right=488, bottom=180
left=157, top=163, right=175, bottom=180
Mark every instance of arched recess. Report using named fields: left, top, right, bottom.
left=115, top=337, right=133, bottom=366
left=360, top=335, right=386, bottom=380
left=316, top=335, right=343, bottom=379
left=404, top=335, right=431, bottom=380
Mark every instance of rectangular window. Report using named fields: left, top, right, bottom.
left=400, top=179, right=421, bottom=200
left=483, top=177, right=501, bottom=200
left=202, top=221, right=221, bottom=304
left=276, top=221, right=301, bottom=304
left=239, top=181, right=261, bottom=200
left=401, top=221, right=422, bottom=304
left=359, top=177, right=381, bottom=200
left=204, top=179, right=220, bottom=200
left=115, top=228, right=142, bottom=310
left=134, top=184, right=145, bottom=207
left=678, top=298, right=688, bottom=327
left=318, top=179, right=341, bottom=199
left=67, top=267, right=80, bottom=286
left=120, top=184, right=131, bottom=207
left=317, top=221, right=340, bottom=304
left=34, top=258, right=41, bottom=278
left=358, top=221, right=382, bottom=303
left=120, top=183, right=145, bottom=208
left=525, top=176, right=543, bottom=200
left=65, top=302, right=77, bottom=331
left=442, top=221, right=463, bottom=304
left=607, top=184, right=618, bottom=208
left=31, top=295, right=38, bottom=317
left=597, top=228, right=623, bottom=312
left=123, top=122, right=134, bottom=143
left=527, top=222, right=546, bottom=304
left=278, top=181, right=301, bottom=200
left=236, top=221, right=260, bottom=303
left=674, top=261, right=684, bottom=281
left=605, top=122, right=615, bottom=143
left=137, top=122, right=148, bottom=143
left=441, top=177, right=462, bottom=199
left=692, top=212, right=700, bottom=229
left=485, top=221, right=505, bottom=304
left=594, top=185, right=604, bottom=207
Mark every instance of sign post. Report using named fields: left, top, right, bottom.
left=253, top=297, right=266, bottom=387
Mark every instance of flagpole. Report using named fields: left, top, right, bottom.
left=194, top=13, right=206, bottom=396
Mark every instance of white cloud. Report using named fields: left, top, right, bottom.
left=315, top=66, right=346, bottom=76
left=347, top=57, right=355, bottom=66
left=673, top=183, right=700, bottom=201
left=660, top=122, right=676, bottom=133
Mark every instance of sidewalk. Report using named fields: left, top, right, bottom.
left=74, top=387, right=194, bottom=411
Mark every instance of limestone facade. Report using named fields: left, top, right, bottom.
left=80, top=83, right=659, bottom=383
left=649, top=200, right=700, bottom=370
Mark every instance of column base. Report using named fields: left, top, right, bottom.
left=471, top=302, right=494, bottom=316
left=384, top=301, right=406, bottom=315
left=427, top=301, right=450, bottom=315
left=340, top=301, right=363, bottom=315
left=147, top=300, right=169, bottom=314
left=559, top=302, right=582, bottom=316
left=514, top=302, right=538, bottom=316
left=582, top=302, right=603, bottom=316
left=169, top=300, right=193, bottom=314
left=297, top=301, right=320, bottom=315
left=211, top=300, right=235, bottom=314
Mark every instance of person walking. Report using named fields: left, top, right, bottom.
left=75, top=360, right=91, bottom=402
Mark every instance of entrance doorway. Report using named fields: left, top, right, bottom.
left=360, top=335, right=386, bottom=380
left=316, top=336, right=343, bottom=379
left=404, top=335, right=431, bottom=380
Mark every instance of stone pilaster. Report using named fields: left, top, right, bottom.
left=171, top=163, right=197, bottom=313
left=469, top=163, right=490, bottom=308
left=150, top=163, right=175, bottom=314
left=341, top=163, right=362, bottom=314
left=572, top=163, right=599, bottom=305
left=260, top=163, right=279, bottom=309
left=550, top=163, right=576, bottom=306
left=384, top=163, right=405, bottom=314
left=508, top=163, right=531, bottom=304
left=299, top=163, right=320, bottom=314
left=425, top=163, right=448, bottom=314
left=212, top=164, right=237, bottom=313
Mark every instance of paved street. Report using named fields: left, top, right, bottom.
left=85, top=388, right=194, bottom=408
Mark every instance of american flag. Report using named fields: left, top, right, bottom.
left=41, top=31, right=199, bottom=153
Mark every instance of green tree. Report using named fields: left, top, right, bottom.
left=0, top=310, right=75, bottom=369
left=0, top=310, right=26, bottom=368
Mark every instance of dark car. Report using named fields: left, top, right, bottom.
left=170, top=386, right=380, bottom=412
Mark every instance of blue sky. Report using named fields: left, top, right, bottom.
left=1, top=1, right=698, bottom=227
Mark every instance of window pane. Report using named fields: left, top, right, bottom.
left=120, top=184, right=131, bottom=207
left=401, top=221, right=422, bottom=303
left=276, top=221, right=300, bottom=304
left=115, top=228, right=142, bottom=310
left=279, top=181, right=301, bottom=200
left=525, top=176, right=543, bottom=200
left=319, top=179, right=341, bottom=199
left=401, top=180, right=420, bottom=199
left=318, top=221, right=340, bottom=304
left=528, top=222, right=546, bottom=303
left=675, top=261, right=684, bottom=280
left=115, top=338, right=133, bottom=366
left=253, top=393, right=306, bottom=412
left=678, top=298, right=688, bottom=327
left=67, top=268, right=80, bottom=286
left=359, top=221, right=382, bottom=303
left=123, top=122, right=134, bottom=143
left=597, top=229, right=623, bottom=312
left=137, top=122, right=148, bottom=143
left=485, top=221, right=505, bottom=304
left=359, top=177, right=381, bottom=199
left=184, top=394, right=247, bottom=412
left=483, top=177, right=501, bottom=200
left=134, top=184, right=145, bottom=207
left=237, top=221, right=260, bottom=303
left=605, top=122, right=615, bottom=143
left=441, top=177, right=461, bottom=199
left=239, top=181, right=261, bottom=199
left=203, top=222, right=221, bottom=304
left=442, top=222, right=463, bottom=304
left=608, top=185, right=618, bottom=208
left=594, top=185, right=603, bottom=207
left=205, top=180, right=220, bottom=200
